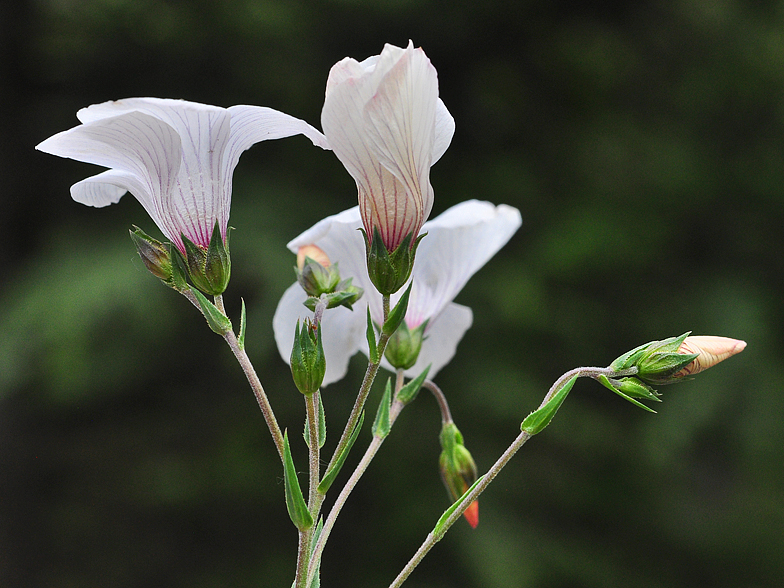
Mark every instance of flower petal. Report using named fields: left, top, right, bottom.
left=70, top=169, right=142, bottom=207
left=74, top=98, right=238, bottom=249
left=405, top=200, right=522, bottom=327
left=36, top=111, right=182, bottom=237
left=375, top=302, right=473, bottom=380
left=272, top=282, right=366, bottom=387
left=432, top=99, right=455, bottom=165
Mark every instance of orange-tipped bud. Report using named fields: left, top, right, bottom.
left=297, top=244, right=331, bottom=271
left=674, top=336, right=747, bottom=378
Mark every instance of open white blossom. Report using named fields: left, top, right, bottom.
left=37, top=97, right=329, bottom=253
left=273, top=200, right=522, bottom=385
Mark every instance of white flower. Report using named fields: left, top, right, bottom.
left=36, top=97, right=328, bottom=254
left=273, top=200, right=522, bottom=385
left=321, top=41, right=455, bottom=252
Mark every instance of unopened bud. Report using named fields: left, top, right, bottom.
left=439, top=423, right=479, bottom=528
left=384, top=320, right=427, bottom=370
left=296, top=245, right=341, bottom=297
left=130, top=226, right=173, bottom=282
left=290, top=319, right=326, bottom=396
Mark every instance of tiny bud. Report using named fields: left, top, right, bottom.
left=673, top=336, right=747, bottom=378
left=384, top=319, right=427, bottom=370
left=290, top=319, right=326, bottom=396
left=296, top=245, right=341, bottom=297
left=439, top=422, right=479, bottom=528
left=130, top=226, right=173, bottom=282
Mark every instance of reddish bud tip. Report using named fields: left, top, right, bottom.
left=463, top=500, right=479, bottom=528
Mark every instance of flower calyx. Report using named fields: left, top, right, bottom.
left=438, top=422, right=479, bottom=528
left=384, top=319, right=428, bottom=370
left=362, top=227, right=425, bottom=296
left=181, top=220, right=231, bottom=296
left=290, top=318, right=326, bottom=396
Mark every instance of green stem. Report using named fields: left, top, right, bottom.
left=388, top=365, right=639, bottom=588
left=323, top=295, right=391, bottom=477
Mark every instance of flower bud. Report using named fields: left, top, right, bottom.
left=610, top=332, right=747, bottom=387
left=438, top=422, right=479, bottom=528
left=290, top=319, right=326, bottom=396
left=130, top=226, right=173, bottom=283
left=296, top=245, right=341, bottom=297
left=384, top=320, right=427, bottom=370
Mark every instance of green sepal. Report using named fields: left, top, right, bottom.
left=181, top=221, right=231, bottom=296
left=237, top=298, right=247, bottom=351
left=372, top=379, right=392, bottom=439
left=521, top=375, right=577, bottom=435
left=396, top=364, right=431, bottom=405
left=362, top=227, right=425, bottom=296
left=304, top=393, right=327, bottom=450
left=609, top=332, right=699, bottom=386
left=595, top=375, right=657, bottom=413
left=302, top=287, right=362, bottom=312
left=169, top=243, right=190, bottom=291
left=283, top=430, right=313, bottom=531
left=317, top=411, right=365, bottom=494
left=189, top=286, right=233, bottom=335
left=432, top=475, right=485, bottom=541
left=366, top=308, right=379, bottom=364
left=382, top=282, right=413, bottom=337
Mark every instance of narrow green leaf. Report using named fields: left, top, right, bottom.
left=396, top=364, right=431, bottom=405
left=433, top=475, right=485, bottom=540
left=382, top=282, right=413, bottom=336
left=283, top=430, right=313, bottom=531
left=521, top=375, right=578, bottom=435
left=595, top=375, right=657, bottom=413
left=317, top=411, right=365, bottom=494
left=307, top=517, right=324, bottom=588
left=366, top=307, right=379, bottom=364
left=372, top=379, right=392, bottom=439
left=189, top=287, right=232, bottom=335
left=317, top=393, right=326, bottom=448
left=237, top=298, right=247, bottom=350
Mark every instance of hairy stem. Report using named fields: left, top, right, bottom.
left=306, top=368, right=407, bottom=588
left=388, top=365, right=639, bottom=588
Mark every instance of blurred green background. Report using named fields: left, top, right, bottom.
left=1, top=0, right=781, bottom=586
